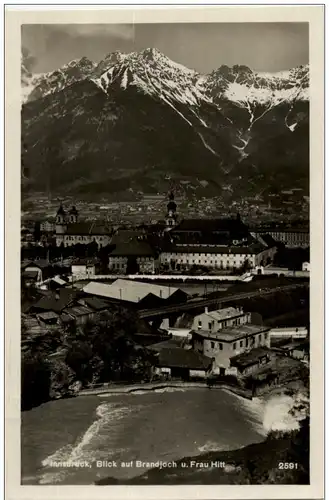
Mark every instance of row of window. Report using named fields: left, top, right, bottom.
left=209, top=332, right=268, bottom=351
left=199, top=317, right=243, bottom=330
left=163, top=253, right=249, bottom=259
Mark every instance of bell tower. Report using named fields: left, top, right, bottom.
left=55, top=204, right=67, bottom=234
left=69, top=206, right=79, bottom=224
left=165, top=191, right=177, bottom=227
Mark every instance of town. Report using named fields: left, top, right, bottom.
left=21, top=192, right=309, bottom=408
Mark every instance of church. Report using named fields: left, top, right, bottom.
left=55, top=204, right=112, bottom=247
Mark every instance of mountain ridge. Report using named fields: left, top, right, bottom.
left=21, top=48, right=309, bottom=200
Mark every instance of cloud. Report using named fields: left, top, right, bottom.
left=21, top=46, right=37, bottom=72
left=57, top=24, right=134, bottom=40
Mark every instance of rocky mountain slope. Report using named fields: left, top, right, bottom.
left=21, top=48, right=309, bottom=199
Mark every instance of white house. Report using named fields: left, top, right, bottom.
left=192, top=306, right=251, bottom=332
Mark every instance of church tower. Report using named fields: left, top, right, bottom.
left=69, top=206, right=79, bottom=224
left=55, top=204, right=67, bottom=235
left=165, top=191, right=178, bottom=227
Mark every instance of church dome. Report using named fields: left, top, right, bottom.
left=56, top=204, right=66, bottom=215
left=167, top=200, right=177, bottom=212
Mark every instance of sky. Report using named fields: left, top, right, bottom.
left=22, top=23, right=309, bottom=74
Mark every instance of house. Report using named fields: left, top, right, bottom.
left=151, top=346, right=212, bottom=380
left=82, top=279, right=189, bottom=309
left=230, top=347, right=274, bottom=376
left=29, top=288, right=79, bottom=314
left=36, top=311, right=60, bottom=326
left=71, top=258, right=98, bottom=279
left=192, top=306, right=251, bottom=332
left=61, top=305, right=96, bottom=326
left=108, top=241, right=159, bottom=274
left=192, top=324, right=271, bottom=374
left=21, top=259, right=51, bottom=283
left=77, top=296, right=110, bottom=312
left=302, top=261, right=310, bottom=272
left=274, top=339, right=309, bottom=362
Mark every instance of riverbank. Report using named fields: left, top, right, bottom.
left=78, top=381, right=253, bottom=399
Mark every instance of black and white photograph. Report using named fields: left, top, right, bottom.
left=5, top=5, right=324, bottom=496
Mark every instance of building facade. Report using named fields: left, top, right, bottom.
left=192, top=324, right=271, bottom=372
left=192, top=307, right=251, bottom=332
left=108, top=242, right=159, bottom=274
left=159, top=243, right=276, bottom=271
left=55, top=204, right=112, bottom=247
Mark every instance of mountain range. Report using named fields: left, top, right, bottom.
left=21, top=48, right=309, bottom=200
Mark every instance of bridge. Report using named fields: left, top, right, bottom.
left=138, top=283, right=308, bottom=320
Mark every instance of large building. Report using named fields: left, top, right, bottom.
left=158, top=194, right=276, bottom=272
left=82, top=278, right=189, bottom=309
left=251, top=224, right=309, bottom=248
left=192, top=323, right=271, bottom=374
left=108, top=241, right=159, bottom=274
left=55, top=205, right=112, bottom=247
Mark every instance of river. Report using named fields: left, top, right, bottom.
left=21, top=387, right=298, bottom=485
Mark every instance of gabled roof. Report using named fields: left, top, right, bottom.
left=83, top=279, right=182, bottom=303
left=32, top=289, right=78, bottom=313
left=230, top=347, right=272, bottom=368
left=172, top=217, right=248, bottom=234
left=78, top=296, right=109, bottom=311
left=65, top=222, right=110, bottom=236
left=110, top=241, right=155, bottom=257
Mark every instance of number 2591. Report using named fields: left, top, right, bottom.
left=278, top=462, right=298, bottom=470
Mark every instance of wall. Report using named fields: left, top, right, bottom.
left=201, top=331, right=270, bottom=370
left=192, top=311, right=250, bottom=332
left=160, top=251, right=254, bottom=271
left=24, top=265, right=43, bottom=282
left=189, top=369, right=207, bottom=379
left=269, top=327, right=308, bottom=339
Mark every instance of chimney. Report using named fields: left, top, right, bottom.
left=205, top=307, right=208, bottom=314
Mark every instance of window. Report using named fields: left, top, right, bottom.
left=233, top=342, right=236, bottom=350
left=198, top=320, right=202, bottom=327
left=210, top=341, right=215, bottom=349
left=219, top=343, right=223, bottom=350
left=208, top=322, right=212, bottom=330
left=240, top=340, right=243, bottom=348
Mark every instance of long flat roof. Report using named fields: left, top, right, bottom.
left=193, top=324, right=270, bottom=342
left=83, top=278, right=183, bottom=303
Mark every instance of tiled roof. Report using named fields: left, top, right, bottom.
left=32, top=289, right=78, bottom=313
left=110, top=241, right=155, bottom=257
left=192, top=324, right=270, bottom=343
left=37, top=311, right=59, bottom=321
left=172, top=218, right=248, bottom=233
left=62, top=305, right=94, bottom=318
left=230, top=347, right=272, bottom=368
left=65, top=222, right=111, bottom=235
left=195, top=307, right=243, bottom=322
left=79, top=296, right=109, bottom=311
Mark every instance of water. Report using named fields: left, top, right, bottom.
left=21, top=388, right=299, bottom=485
